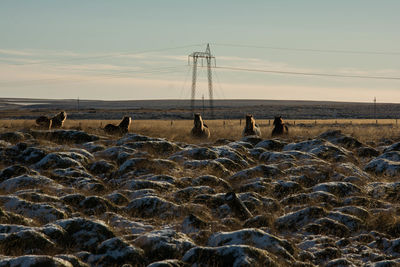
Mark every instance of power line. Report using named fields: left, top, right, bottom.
left=214, top=66, right=400, bottom=81
left=0, top=66, right=185, bottom=87
left=178, top=65, right=192, bottom=100
left=3, top=64, right=399, bottom=88
left=3, top=43, right=206, bottom=66
left=0, top=65, right=183, bottom=85
left=212, top=68, right=226, bottom=100
left=212, top=43, right=400, bottom=56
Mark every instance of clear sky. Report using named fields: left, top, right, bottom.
left=0, top=1, right=399, bottom=102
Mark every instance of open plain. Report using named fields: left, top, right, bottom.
left=2, top=0, right=399, bottom=265
left=1, top=99, right=400, bottom=266
left=1, top=98, right=400, bottom=120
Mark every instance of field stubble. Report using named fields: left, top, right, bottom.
left=1, top=118, right=400, bottom=144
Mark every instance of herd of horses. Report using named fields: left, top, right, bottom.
left=191, top=113, right=289, bottom=139
left=35, top=111, right=289, bottom=139
left=35, top=111, right=67, bottom=130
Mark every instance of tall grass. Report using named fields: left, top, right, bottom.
left=0, top=119, right=399, bottom=144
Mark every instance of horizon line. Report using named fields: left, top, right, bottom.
left=0, top=97, right=395, bottom=105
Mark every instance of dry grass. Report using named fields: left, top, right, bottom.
left=1, top=117, right=400, bottom=265
left=1, top=119, right=399, bottom=144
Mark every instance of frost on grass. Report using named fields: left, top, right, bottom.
left=208, top=228, right=295, bottom=260
left=54, top=218, right=115, bottom=252
left=125, top=196, right=181, bottom=218
left=0, top=128, right=399, bottom=266
left=0, top=196, right=66, bottom=223
left=0, top=174, right=59, bottom=192
left=182, top=244, right=278, bottom=267
left=364, top=152, right=400, bottom=176
left=134, top=229, right=195, bottom=261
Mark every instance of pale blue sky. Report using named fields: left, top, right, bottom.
left=0, top=1, right=399, bottom=102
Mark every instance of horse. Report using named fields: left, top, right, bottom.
left=243, top=114, right=261, bottom=137
left=35, top=116, right=52, bottom=130
left=104, top=116, right=131, bottom=135
left=191, top=113, right=210, bottom=139
left=271, top=116, right=289, bottom=137
left=50, top=111, right=67, bottom=129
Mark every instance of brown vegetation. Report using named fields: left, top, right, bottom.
left=1, top=118, right=400, bottom=265
left=1, top=118, right=399, bottom=144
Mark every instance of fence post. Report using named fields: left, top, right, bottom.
left=239, top=119, right=242, bottom=126
left=268, top=120, right=270, bottom=126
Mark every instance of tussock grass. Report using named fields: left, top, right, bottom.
left=1, top=119, right=399, bottom=144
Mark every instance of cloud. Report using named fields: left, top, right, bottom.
left=3, top=47, right=398, bottom=79
left=0, top=48, right=84, bottom=58
left=0, top=48, right=399, bottom=102
left=55, top=63, right=136, bottom=72
left=0, top=49, right=35, bottom=56
left=218, top=55, right=263, bottom=63
left=337, top=68, right=400, bottom=76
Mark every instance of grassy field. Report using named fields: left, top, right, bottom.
left=1, top=118, right=399, bottom=144
left=1, top=117, right=400, bottom=265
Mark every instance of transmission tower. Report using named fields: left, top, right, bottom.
left=188, top=43, right=216, bottom=118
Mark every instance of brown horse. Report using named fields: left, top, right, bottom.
left=271, top=116, right=289, bottom=137
left=35, top=111, right=66, bottom=129
left=243, top=114, right=261, bottom=137
left=191, top=113, right=210, bottom=139
left=51, top=111, right=67, bottom=129
left=35, top=116, right=52, bottom=129
left=104, top=116, right=131, bottom=135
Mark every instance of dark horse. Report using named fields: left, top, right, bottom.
left=271, top=116, right=289, bottom=137
left=104, top=116, right=131, bottom=135
left=51, top=111, right=67, bottom=129
left=35, top=111, right=67, bottom=129
left=191, top=113, right=210, bottom=139
left=35, top=116, right=52, bottom=129
left=243, top=114, right=261, bottom=137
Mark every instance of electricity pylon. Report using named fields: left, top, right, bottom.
left=188, top=43, right=216, bottom=118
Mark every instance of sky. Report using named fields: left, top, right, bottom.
left=0, top=1, right=399, bottom=103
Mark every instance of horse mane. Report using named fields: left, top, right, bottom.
left=246, top=114, right=256, bottom=129
left=271, top=116, right=288, bottom=136
left=191, top=113, right=210, bottom=139
left=273, top=116, right=284, bottom=126
left=55, top=111, right=67, bottom=122
left=118, top=116, right=131, bottom=128
left=36, top=116, right=52, bottom=129
left=194, top=113, right=204, bottom=129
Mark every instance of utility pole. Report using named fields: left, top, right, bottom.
left=374, top=97, right=376, bottom=121
left=202, top=94, right=205, bottom=115
left=188, top=43, right=216, bottom=118
left=77, top=97, right=80, bottom=113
